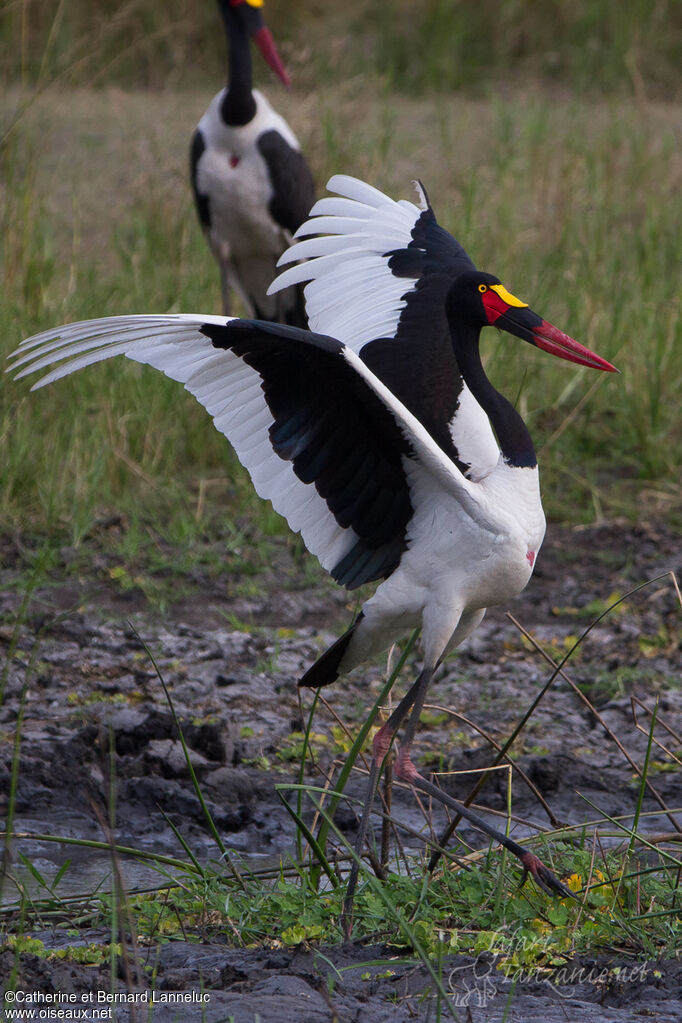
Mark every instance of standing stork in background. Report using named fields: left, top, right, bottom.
left=190, top=0, right=315, bottom=325
left=8, top=175, right=617, bottom=932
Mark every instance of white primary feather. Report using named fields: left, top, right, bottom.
left=9, top=315, right=356, bottom=574
left=274, top=234, right=360, bottom=263
left=324, top=174, right=398, bottom=208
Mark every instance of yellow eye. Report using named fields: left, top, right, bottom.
left=478, top=284, right=488, bottom=293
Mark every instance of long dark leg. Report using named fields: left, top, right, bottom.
left=428, top=816, right=460, bottom=874
left=341, top=667, right=434, bottom=936
left=394, top=746, right=573, bottom=899
left=343, top=660, right=572, bottom=939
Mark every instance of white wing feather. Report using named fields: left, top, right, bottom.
left=8, top=314, right=356, bottom=573
left=8, top=312, right=502, bottom=555
left=268, top=175, right=426, bottom=351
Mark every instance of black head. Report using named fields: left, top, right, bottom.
left=219, top=0, right=290, bottom=86
left=445, top=270, right=618, bottom=372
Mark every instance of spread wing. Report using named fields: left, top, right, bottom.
left=9, top=315, right=490, bottom=590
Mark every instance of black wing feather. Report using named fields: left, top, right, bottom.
left=189, top=129, right=211, bottom=230
left=201, top=319, right=413, bottom=589
left=256, top=130, right=315, bottom=327
left=257, top=130, right=316, bottom=234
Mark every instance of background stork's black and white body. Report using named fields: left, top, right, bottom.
left=190, top=0, right=315, bottom=325
left=8, top=175, right=617, bottom=924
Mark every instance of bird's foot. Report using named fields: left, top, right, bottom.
left=519, top=851, right=575, bottom=899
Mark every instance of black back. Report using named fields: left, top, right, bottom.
left=202, top=320, right=414, bottom=588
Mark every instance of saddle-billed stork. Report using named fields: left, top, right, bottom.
left=9, top=175, right=617, bottom=926
left=190, top=0, right=315, bottom=325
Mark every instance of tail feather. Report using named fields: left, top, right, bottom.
left=299, top=613, right=363, bottom=688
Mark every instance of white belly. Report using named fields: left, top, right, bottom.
left=345, top=460, right=546, bottom=670
left=198, top=146, right=285, bottom=260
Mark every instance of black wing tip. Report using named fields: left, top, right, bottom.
left=331, top=536, right=404, bottom=589
left=382, top=183, right=441, bottom=281
left=200, top=318, right=299, bottom=340
left=199, top=319, right=267, bottom=351
left=199, top=320, right=229, bottom=344
left=299, top=613, right=364, bottom=688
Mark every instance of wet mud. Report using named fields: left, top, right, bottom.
left=1, top=519, right=680, bottom=1021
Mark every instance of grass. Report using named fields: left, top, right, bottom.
left=4, top=844, right=679, bottom=957
left=2, top=805, right=681, bottom=1015
left=2, top=580, right=681, bottom=1015
left=2, top=841, right=676, bottom=1023
left=2, top=1, right=681, bottom=98
left=0, top=9, right=680, bottom=566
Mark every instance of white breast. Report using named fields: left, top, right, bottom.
left=196, top=90, right=300, bottom=260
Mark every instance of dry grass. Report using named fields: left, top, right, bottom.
left=2, top=0, right=681, bottom=98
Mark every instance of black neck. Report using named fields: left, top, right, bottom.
left=451, top=325, right=537, bottom=468
left=219, top=7, right=257, bottom=126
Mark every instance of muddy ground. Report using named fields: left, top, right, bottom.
left=1, top=518, right=680, bottom=1021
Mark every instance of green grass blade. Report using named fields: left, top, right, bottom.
left=577, top=796, right=682, bottom=869
left=628, top=698, right=659, bottom=859
left=127, top=623, right=246, bottom=890
left=0, top=831, right=204, bottom=883
left=296, top=686, right=321, bottom=864
left=158, top=808, right=205, bottom=878
left=275, top=788, right=339, bottom=889
left=304, top=789, right=462, bottom=1022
